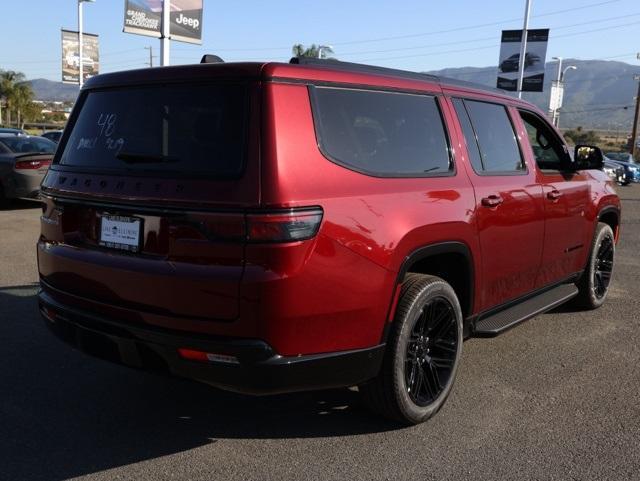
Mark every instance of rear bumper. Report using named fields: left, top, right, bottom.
left=38, top=289, right=385, bottom=395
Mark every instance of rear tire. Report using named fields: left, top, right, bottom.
left=360, top=274, right=463, bottom=425
left=574, top=222, right=615, bottom=309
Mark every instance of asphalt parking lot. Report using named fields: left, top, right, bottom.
left=2, top=187, right=640, bottom=481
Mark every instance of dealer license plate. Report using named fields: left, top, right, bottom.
left=99, top=215, right=142, bottom=252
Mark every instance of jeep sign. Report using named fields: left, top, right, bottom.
left=123, top=0, right=203, bottom=44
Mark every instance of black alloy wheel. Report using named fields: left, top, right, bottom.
left=574, top=222, right=615, bottom=309
left=405, top=297, right=458, bottom=406
left=360, top=274, right=463, bottom=425
left=593, top=234, right=614, bottom=299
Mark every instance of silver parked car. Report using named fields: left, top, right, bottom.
left=0, top=134, right=56, bottom=206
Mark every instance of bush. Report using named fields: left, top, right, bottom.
left=563, top=126, right=601, bottom=145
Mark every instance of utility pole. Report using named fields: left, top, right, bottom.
left=145, top=46, right=153, bottom=67
left=160, top=0, right=170, bottom=66
left=517, top=0, right=532, bottom=99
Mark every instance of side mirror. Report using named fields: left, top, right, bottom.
left=573, top=145, right=604, bottom=170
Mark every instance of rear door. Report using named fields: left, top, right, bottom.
left=450, top=97, right=545, bottom=312
left=516, top=109, right=592, bottom=287
left=39, top=81, right=260, bottom=321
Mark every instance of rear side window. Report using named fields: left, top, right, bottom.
left=58, top=83, right=248, bottom=178
left=452, top=99, right=483, bottom=173
left=459, top=100, right=524, bottom=174
left=310, top=86, right=451, bottom=176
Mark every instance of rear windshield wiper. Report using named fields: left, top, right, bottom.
left=116, top=152, right=179, bottom=164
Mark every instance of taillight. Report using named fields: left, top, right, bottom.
left=15, top=159, right=51, bottom=170
left=246, top=208, right=323, bottom=242
left=177, top=348, right=239, bottom=365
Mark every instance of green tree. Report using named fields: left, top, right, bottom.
left=0, top=70, right=25, bottom=126
left=0, top=70, right=37, bottom=127
left=291, top=44, right=334, bottom=59
left=13, top=83, right=37, bottom=128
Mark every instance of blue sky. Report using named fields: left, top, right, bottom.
left=1, top=0, right=639, bottom=81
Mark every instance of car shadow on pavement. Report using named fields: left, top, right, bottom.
left=0, top=199, right=42, bottom=211
left=0, top=285, right=399, bottom=481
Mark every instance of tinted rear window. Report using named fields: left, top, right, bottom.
left=58, top=84, right=248, bottom=177
left=462, top=100, right=524, bottom=173
left=311, top=86, right=451, bottom=176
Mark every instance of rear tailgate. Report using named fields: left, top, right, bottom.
left=39, top=79, right=260, bottom=323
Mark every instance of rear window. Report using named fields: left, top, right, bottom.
left=310, top=86, right=451, bottom=176
left=58, top=83, right=248, bottom=177
left=0, top=136, right=56, bottom=154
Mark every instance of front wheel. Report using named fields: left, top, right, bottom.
left=574, top=222, right=615, bottom=309
left=360, top=274, right=463, bottom=425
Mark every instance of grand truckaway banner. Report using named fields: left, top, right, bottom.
left=123, top=0, right=203, bottom=44
left=496, top=29, right=549, bottom=92
left=61, top=29, right=99, bottom=84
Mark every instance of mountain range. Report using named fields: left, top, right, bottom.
left=426, top=59, right=640, bottom=130
left=26, top=59, right=640, bottom=130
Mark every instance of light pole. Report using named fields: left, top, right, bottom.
left=555, top=65, right=577, bottom=128
left=78, top=0, right=95, bottom=88
left=549, top=56, right=576, bottom=128
left=161, top=0, right=171, bottom=66
left=318, top=45, right=333, bottom=59
left=516, top=0, right=532, bottom=99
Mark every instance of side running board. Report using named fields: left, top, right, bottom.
left=473, top=283, right=579, bottom=337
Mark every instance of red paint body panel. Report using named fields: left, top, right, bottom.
left=38, top=61, right=621, bottom=365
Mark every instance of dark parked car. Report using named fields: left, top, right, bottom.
left=41, top=130, right=63, bottom=143
left=499, top=52, right=541, bottom=73
left=38, top=58, right=620, bottom=425
left=0, top=127, right=27, bottom=136
left=0, top=134, right=56, bottom=205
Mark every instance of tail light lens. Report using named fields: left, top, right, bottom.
left=15, top=159, right=51, bottom=170
left=246, top=208, right=323, bottom=242
left=177, top=348, right=239, bottom=365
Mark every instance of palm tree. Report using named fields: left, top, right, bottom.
left=13, top=83, right=37, bottom=128
left=291, top=44, right=334, bottom=59
left=0, top=70, right=28, bottom=127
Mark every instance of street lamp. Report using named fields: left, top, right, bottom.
left=78, top=0, right=95, bottom=89
left=561, top=65, right=577, bottom=82
left=318, top=45, right=333, bottom=59
left=549, top=57, right=577, bottom=128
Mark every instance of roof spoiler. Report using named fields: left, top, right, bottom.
left=200, top=54, right=225, bottom=64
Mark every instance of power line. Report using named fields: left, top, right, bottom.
left=560, top=105, right=633, bottom=114
left=356, top=20, right=640, bottom=63
left=335, top=12, right=640, bottom=58
left=331, top=0, right=625, bottom=47
left=172, top=0, right=624, bottom=53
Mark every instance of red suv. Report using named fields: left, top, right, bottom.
left=38, top=58, right=620, bottom=424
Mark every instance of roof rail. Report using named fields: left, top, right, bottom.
left=288, top=57, right=506, bottom=95
left=201, top=54, right=224, bottom=64
left=289, top=57, right=439, bottom=83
